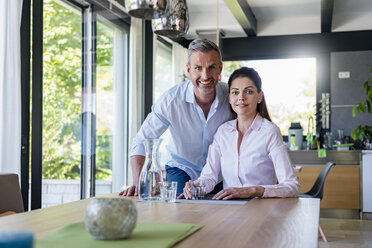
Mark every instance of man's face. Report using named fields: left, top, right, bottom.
left=187, top=50, right=223, bottom=96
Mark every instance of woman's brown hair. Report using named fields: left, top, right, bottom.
left=227, top=67, right=272, bottom=121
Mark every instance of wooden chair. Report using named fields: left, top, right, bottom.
left=0, top=173, right=24, bottom=216
left=298, top=162, right=336, bottom=242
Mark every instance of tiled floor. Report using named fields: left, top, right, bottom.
left=319, top=218, right=372, bottom=248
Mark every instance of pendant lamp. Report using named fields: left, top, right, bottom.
left=126, top=0, right=168, bottom=20
left=152, top=0, right=189, bottom=37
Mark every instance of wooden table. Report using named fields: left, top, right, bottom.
left=0, top=196, right=320, bottom=248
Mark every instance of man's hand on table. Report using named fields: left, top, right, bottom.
left=119, top=185, right=138, bottom=196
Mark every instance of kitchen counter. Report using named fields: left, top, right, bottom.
left=289, top=150, right=362, bottom=209
left=288, top=150, right=361, bottom=166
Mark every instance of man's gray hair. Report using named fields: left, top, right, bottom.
left=187, top=38, right=222, bottom=65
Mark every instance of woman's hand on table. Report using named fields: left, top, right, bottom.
left=177, top=181, right=193, bottom=199
left=212, top=186, right=265, bottom=200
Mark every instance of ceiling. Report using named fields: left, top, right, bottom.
left=185, top=0, right=372, bottom=41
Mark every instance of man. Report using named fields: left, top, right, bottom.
left=120, top=38, right=233, bottom=195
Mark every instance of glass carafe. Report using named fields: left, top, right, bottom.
left=139, top=139, right=164, bottom=201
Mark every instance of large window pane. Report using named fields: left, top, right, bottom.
left=153, top=40, right=172, bottom=102
left=95, top=17, right=128, bottom=195
left=42, top=0, right=82, bottom=207
left=153, top=39, right=172, bottom=167
left=223, top=58, right=316, bottom=135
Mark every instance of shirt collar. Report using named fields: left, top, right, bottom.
left=224, top=113, right=264, bottom=133
left=185, top=81, right=224, bottom=108
left=250, top=113, right=264, bottom=131
left=185, top=80, right=195, bottom=103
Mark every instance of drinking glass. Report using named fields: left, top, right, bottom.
left=189, top=180, right=206, bottom=200
left=159, top=181, right=177, bottom=203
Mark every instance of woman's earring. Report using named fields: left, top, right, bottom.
left=218, top=75, right=221, bottom=81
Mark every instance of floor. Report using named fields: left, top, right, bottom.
left=319, top=215, right=372, bottom=248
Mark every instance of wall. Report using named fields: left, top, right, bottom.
left=330, top=50, right=372, bottom=140
left=32, top=180, right=112, bottom=209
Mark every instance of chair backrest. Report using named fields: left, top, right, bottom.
left=305, top=162, right=336, bottom=199
left=0, top=173, right=24, bottom=213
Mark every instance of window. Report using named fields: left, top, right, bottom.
left=30, top=0, right=129, bottom=208
left=223, top=58, right=316, bottom=135
left=95, top=17, right=128, bottom=196
left=153, top=38, right=172, bottom=102
left=42, top=0, right=82, bottom=207
left=153, top=37, right=172, bottom=167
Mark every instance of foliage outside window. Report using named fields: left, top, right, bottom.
left=42, top=0, right=82, bottom=179
left=42, top=0, right=113, bottom=180
left=95, top=19, right=117, bottom=180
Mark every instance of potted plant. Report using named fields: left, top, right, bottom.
left=351, top=66, right=372, bottom=149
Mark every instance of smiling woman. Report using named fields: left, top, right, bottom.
left=181, top=67, right=299, bottom=200
left=223, top=58, right=316, bottom=136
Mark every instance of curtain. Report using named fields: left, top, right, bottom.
left=171, top=41, right=188, bottom=84
left=112, top=28, right=127, bottom=192
left=127, top=18, right=143, bottom=185
left=0, top=0, right=23, bottom=175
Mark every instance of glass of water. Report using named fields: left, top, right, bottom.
left=159, top=181, right=177, bottom=203
left=189, top=180, right=206, bottom=200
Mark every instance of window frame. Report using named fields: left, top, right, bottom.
left=21, top=0, right=130, bottom=210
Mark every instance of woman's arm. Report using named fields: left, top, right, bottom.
left=262, top=127, right=300, bottom=198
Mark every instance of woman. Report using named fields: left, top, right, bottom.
left=182, top=67, right=299, bottom=200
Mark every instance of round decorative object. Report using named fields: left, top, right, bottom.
left=85, top=198, right=137, bottom=240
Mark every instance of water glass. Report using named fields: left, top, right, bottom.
left=159, top=181, right=177, bottom=203
left=189, top=181, right=206, bottom=200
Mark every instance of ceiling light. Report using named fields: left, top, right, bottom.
left=126, top=0, right=167, bottom=20
left=152, top=0, right=189, bottom=37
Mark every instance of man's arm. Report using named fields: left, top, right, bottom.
left=119, top=155, right=146, bottom=196
left=119, top=90, right=172, bottom=196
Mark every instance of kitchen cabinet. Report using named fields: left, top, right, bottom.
left=289, top=150, right=361, bottom=210
left=297, top=165, right=360, bottom=209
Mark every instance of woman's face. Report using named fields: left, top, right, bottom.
left=228, top=77, right=263, bottom=118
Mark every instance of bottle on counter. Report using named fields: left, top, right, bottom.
left=288, top=123, right=303, bottom=150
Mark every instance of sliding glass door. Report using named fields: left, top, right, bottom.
left=29, top=0, right=129, bottom=208
left=95, top=17, right=128, bottom=196
left=42, top=0, right=82, bottom=208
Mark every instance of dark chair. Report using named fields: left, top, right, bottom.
left=298, top=162, right=336, bottom=199
left=298, top=161, right=336, bottom=243
left=0, top=173, right=24, bottom=216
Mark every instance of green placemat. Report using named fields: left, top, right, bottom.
left=36, top=222, right=203, bottom=248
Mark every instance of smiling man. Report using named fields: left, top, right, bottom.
left=120, top=39, right=233, bottom=195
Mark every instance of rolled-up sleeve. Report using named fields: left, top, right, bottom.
left=262, top=127, right=300, bottom=198
left=130, top=97, right=171, bottom=157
